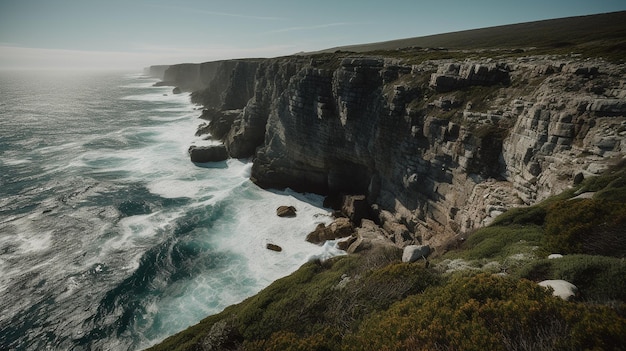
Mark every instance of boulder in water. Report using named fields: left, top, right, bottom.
left=188, top=145, right=228, bottom=163
left=266, top=243, right=283, bottom=252
left=276, top=205, right=297, bottom=217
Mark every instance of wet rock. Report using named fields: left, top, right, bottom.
left=266, top=243, right=283, bottom=252
left=276, top=205, right=297, bottom=217
left=337, top=235, right=358, bottom=251
left=196, top=110, right=240, bottom=140
left=188, top=145, right=228, bottom=163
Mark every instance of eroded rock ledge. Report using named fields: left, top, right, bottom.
left=151, top=54, right=626, bottom=252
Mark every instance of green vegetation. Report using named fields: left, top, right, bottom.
left=517, top=255, right=626, bottom=302
left=347, top=274, right=625, bottom=351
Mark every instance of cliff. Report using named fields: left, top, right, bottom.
left=144, top=65, right=169, bottom=80
left=154, top=59, right=261, bottom=94
left=145, top=12, right=626, bottom=351
left=154, top=52, right=625, bottom=251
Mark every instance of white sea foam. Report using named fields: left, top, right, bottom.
left=122, top=91, right=192, bottom=103
left=1, top=157, right=31, bottom=165
left=118, top=81, right=161, bottom=89
left=0, top=71, right=347, bottom=351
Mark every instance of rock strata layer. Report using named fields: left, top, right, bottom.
left=152, top=54, right=626, bottom=251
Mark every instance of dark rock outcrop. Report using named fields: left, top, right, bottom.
left=225, top=58, right=309, bottom=158
left=156, top=60, right=260, bottom=96
left=266, top=243, right=283, bottom=252
left=251, top=58, right=384, bottom=195
left=188, top=145, right=229, bottom=163
left=196, top=109, right=241, bottom=141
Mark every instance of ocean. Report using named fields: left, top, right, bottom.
left=0, top=70, right=341, bottom=350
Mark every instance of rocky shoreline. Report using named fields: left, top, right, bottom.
left=148, top=52, right=626, bottom=255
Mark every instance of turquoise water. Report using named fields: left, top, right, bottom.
left=0, top=71, right=340, bottom=350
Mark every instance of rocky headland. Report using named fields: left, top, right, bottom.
left=150, top=51, right=626, bottom=254
left=145, top=11, right=626, bottom=351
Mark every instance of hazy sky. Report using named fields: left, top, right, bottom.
left=0, top=0, right=624, bottom=70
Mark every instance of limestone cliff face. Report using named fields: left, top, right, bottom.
left=250, top=57, right=524, bottom=247
left=155, top=54, right=626, bottom=250
left=502, top=60, right=626, bottom=203
left=225, top=57, right=309, bottom=158
left=252, top=58, right=386, bottom=195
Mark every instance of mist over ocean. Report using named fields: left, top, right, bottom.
left=0, top=70, right=341, bottom=350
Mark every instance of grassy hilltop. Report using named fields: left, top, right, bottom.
left=314, top=11, right=626, bottom=63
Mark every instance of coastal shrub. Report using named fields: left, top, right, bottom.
left=232, top=247, right=434, bottom=342
left=237, top=258, right=438, bottom=342
left=579, top=160, right=626, bottom=193
left=345, top=273, right=626, bottom=351
left=517, top=254, right=626, bottom=302
left=543, top=198, right=626, bottom=257
left=234, top=257, right=349, bottom=341
left=239, top=262, right=438, bottom=350
left=594, top=173, right=626, bottom=202
left=327, top=262, right=440, bottom=331
left=490, top=206, right=547, bottom=226
left=244, top=328, right=341, bottom=351
left=453, top=225, right=544, bottom=261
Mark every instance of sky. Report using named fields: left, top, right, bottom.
left=0, top=0, right=624, bottom=71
